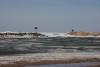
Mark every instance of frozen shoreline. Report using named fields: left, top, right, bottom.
left=0, top=32, right=100, bottom=38
left=0, top=53, right=100, bottom=65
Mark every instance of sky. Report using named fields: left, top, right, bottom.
left=0, top=0, right=100, bottom=32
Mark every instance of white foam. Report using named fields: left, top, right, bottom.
left=40, top=32, right=66, bottom=37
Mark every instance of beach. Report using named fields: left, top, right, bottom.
left=0, top=53, right=100, bottom=67
left=0, top=33, right=100, bottom=67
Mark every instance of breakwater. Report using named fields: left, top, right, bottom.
left=0, top=32, right=45, bottom=39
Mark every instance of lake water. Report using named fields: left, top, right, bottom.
left=0, top=37, right=100, bottom=66
left=0, top=37, right=100, bottom=54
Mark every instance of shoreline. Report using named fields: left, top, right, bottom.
left=0, top=53, right=100, bottom=67
left=0, top=58, right=100, bottom=67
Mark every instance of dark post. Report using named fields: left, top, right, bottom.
left=72, top=29, right=74, bottom=32
left=71, top=29, right=75, bottom=43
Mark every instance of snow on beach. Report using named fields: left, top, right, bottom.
left=0, top=53, right=100, bottom=65
left=0, top=32, right=100, bottom=38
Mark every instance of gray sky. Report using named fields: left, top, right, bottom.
left=0, top=0, right=100, bottom=32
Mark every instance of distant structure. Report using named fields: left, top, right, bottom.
left=72, top=29, right=74, bottom=32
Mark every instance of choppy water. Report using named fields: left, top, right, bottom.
left=0, top=37, right=100, bottom=67
left=0, top=37, right=100, bottom=54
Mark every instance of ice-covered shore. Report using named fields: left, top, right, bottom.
left=0, top=32, right=100, bottom=38
left=0, top=53, right=100, bottom=65
left=41, top=32, right=100, bottom=37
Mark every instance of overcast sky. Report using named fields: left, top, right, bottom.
left=0, top=0, right=100, bottom=32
